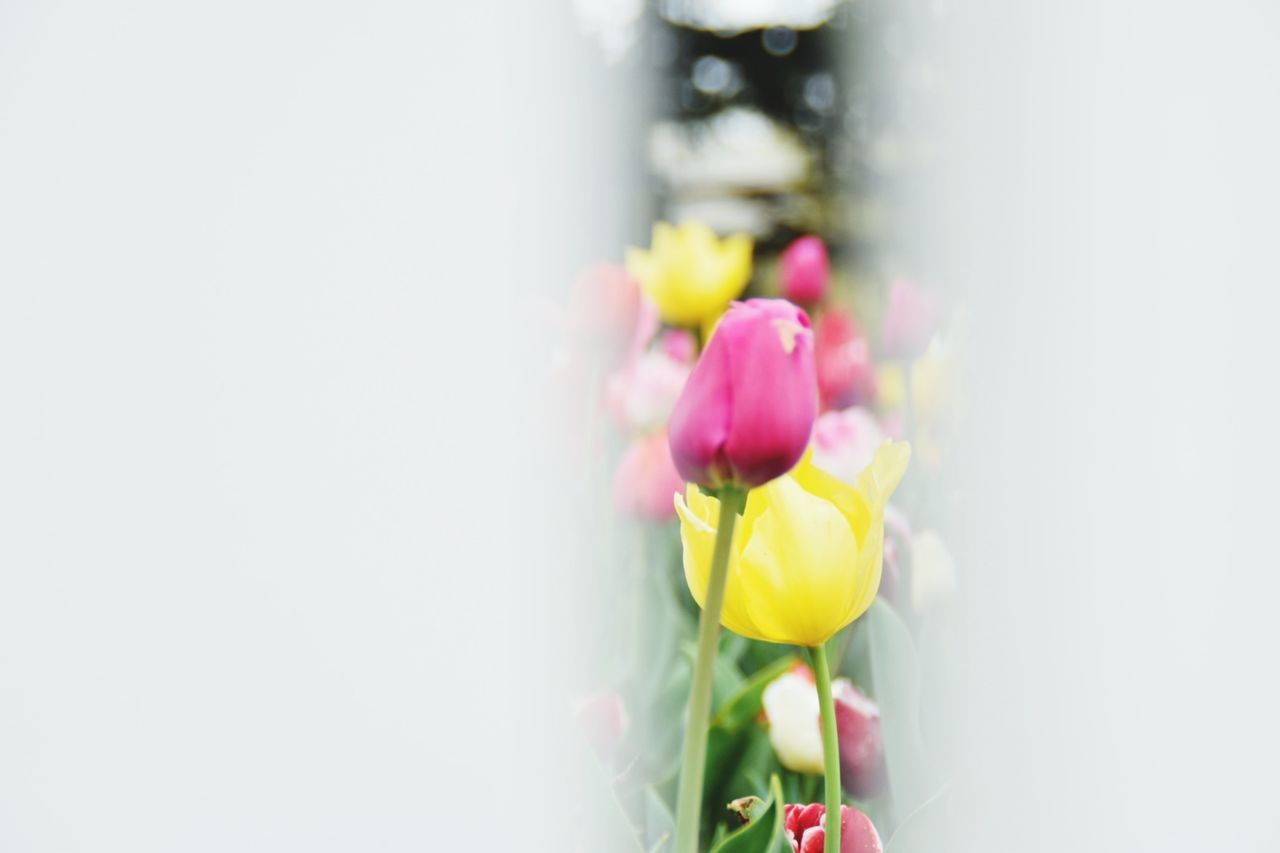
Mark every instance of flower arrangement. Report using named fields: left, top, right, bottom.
left=561, top=226, right=957, bottom=853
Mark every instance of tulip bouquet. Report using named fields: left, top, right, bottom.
left=561, top=223, right=959, bottom=853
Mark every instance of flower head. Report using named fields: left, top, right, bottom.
left=784, top=803, right=882, bottom=853
left=815, top=308, right=877, bottom=410
left=668, top=299, right=818, bottom=489
left=675, top=442, right=909, bottom=646
left=626, top=221, right=753, bottom=327
left=780, top=235, right=830, bottom=304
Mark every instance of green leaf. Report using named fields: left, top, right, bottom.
left=865, top=599, right=940, bottom=821
left=711, top=774, right=788, bottom=853
left=710, top=653, right=797, bottom=731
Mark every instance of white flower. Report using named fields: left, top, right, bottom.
left=762, top=669, right=825, bottom=775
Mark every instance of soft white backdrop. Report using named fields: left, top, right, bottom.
left=925, top=1, right=1280, bottom=850
left=0, top=1, right=621, bottom=850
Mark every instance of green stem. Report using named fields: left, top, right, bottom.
left=811, top=643, right=842, bottom=853
left=674, top=486, right=745, bottom=853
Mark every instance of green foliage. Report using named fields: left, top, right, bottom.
left=710, top=775, right=789, bottom=853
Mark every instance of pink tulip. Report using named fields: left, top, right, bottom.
left=667, top=299, right=817, bottom=489
left=612, top=430, right=684, bottom=521
left=815, top=308, right=876, bottom=410
left=784, top=803, right=882, bottom=853
left=780, top=235, right=830, bottom=304
left=882, top=277, right=939, bottom=359
left=833, top=680, right=886, bottom=799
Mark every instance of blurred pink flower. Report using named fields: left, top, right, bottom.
left=668, top=299, right=817, bottom=488
left=833, top=680, right=886, bottom=799
left=882, top=278, right=939, bottom=359
left=811, top=407, right=886, bottom=485
left=784, top=803, right=882, bottom=853
left=604, top=343, right=692, bottom=434
left=660, top=328, right=697, bottom=363
left=612, top=430, right=684, bottom=521
left=566, top=264, right=644, bottom=364
left=573, top=691, right=629, bottom=762
left=780, top=235, right=830, bottom=304
left=815, top=308, right=877, bottom=410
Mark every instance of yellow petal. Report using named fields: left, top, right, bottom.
left=855, top=440, right=911, bottom=507
left=674, top=486, right=717, bottom=611
left=734, top=476, right=863, bottom=646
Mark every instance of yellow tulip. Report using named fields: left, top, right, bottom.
left=675, top=441, right=909, bottom=647
left=625, top=221, right=752, bottom=327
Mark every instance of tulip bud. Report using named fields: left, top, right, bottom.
left=668, top=299, right=817, bottom=489
left=811, top=407, right=886, bottom=486
left=780, top=235, right=830, bottom=304
left=816, top=308, right=877, bottom=409
left=882, top=277, right=940, bottom=359
left=784, top=803, right=882, bottom=853
left=612, top=430, right=685, bottom=521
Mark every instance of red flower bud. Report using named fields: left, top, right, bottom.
left=784, top=803, right=882, bottom=853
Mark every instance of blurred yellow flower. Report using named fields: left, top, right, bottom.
left=626, top=221, right=752, bottom=327
left=675, top=442, right=909, bottom=647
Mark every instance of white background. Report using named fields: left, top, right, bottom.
left=931, top=1, right=1280, bottom=850
left=1, top=2, right=612, bottom=850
